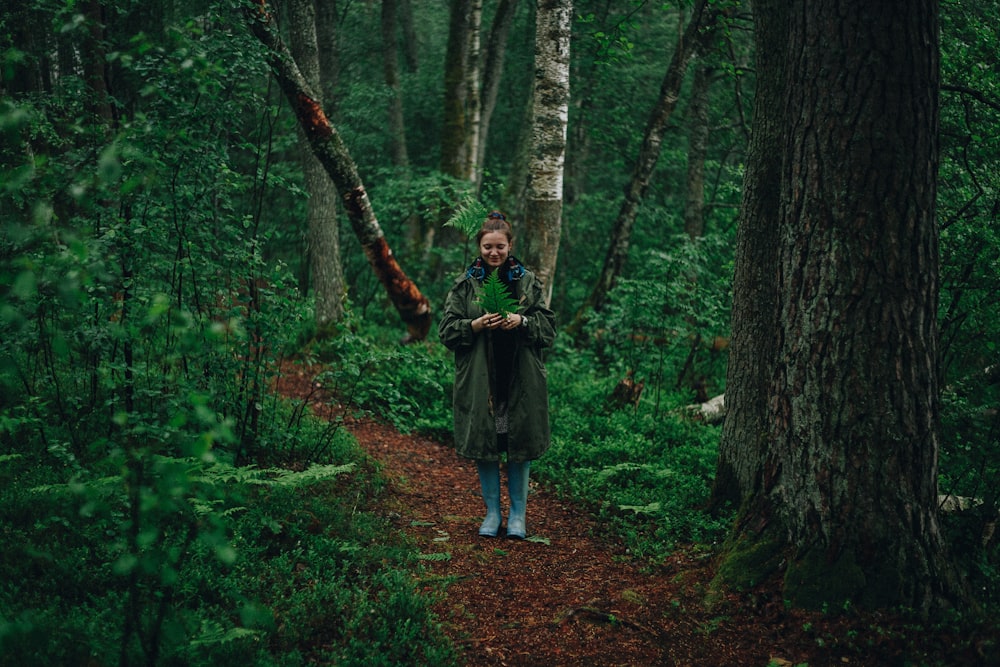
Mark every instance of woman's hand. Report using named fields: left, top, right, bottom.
left=472, top=313, right=523, bottom=332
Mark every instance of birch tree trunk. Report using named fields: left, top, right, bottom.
left=289, top=0, right=346, bottom=332
left=575, top=0, right=715, bottom=320
left=247, top=1, right=431, bottom=342
left=716, top=0, right=970, bottom=614
left=520, top=0, right=572, bottom=306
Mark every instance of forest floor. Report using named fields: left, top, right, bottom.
left=276, top=363, right=991, bottom=667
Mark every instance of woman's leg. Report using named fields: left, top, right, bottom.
left=506, top=460, right=531, bottom=539
left=475, top=460, right=502, bottom=536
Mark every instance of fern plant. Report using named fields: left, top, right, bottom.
left=476, top=270, right=520, bottom=318
left=443, top=197, right=489, bottom=239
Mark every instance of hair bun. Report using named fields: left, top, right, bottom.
left=487, top=210, right=506, bottom=220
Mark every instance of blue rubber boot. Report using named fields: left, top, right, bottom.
left=476, top=460, right=502, bottom=537
left=506, top=460, right=531, bottom=539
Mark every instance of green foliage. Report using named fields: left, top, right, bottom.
left=0, top=4, right=455, bottom=664
left=475, top=270, right=520, bottom=318
left=536, top=339, right=731, bottom=561
left=0, top=451, right=455, bottom=665
left=442, top=196, right=489, bottom=240
left=313, top=323, right=454, bottom=438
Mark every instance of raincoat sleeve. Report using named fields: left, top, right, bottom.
left=517, top=272, right=557, bottom=349
left=438, top=278, right=480, bottom=351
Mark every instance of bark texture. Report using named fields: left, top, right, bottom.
left=289, top=0, right=346, bottom=331
left=684, top=65, right=712, bottom=240
left=440, top=0, right=474, bottom=180
left=521, top=0, right=572, bottom=306
left=717, top=0, right=969, bottom=614
left=710, top=0, right=787, bottom=508
left=247, top=1, right=431, bottom=342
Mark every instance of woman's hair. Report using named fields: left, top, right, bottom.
left=475, top=210, right=513, bottom=244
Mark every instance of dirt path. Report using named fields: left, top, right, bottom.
left=277, top=364, right=975, bottom=667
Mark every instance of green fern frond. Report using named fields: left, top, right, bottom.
left=475, top=270, right=520, bottom=318
left=266, top=463, right=357, bottom=487
left=190, top=619, right=260, bottom=647
left=416, top=552, right=452, bottom=561
left=443, top=197, right=488, bottom=239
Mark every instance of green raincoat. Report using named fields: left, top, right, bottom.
left=438, top=262, right=556, bottom=462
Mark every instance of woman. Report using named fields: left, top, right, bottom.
left=438, top=211, right=556, bottom=538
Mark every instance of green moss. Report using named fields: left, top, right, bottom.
left=784, top=547, right=866, bottom=611
left=713, top=532, right=785, bottom=592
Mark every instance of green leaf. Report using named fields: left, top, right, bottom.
left=475, top=271, right=519, bottom=318
left=443, top=197, right=488, bottom=239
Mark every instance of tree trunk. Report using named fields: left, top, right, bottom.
left=709, top=0, right=787, bottom=510
left=315, top=0, right=339, bottom=107
left=398, top=0, right=419, bottom=73
left=475, top=0, right=520, bottom=188
left=440, top=0, right=473, bottom=181
left=520, top=0, right=572, bottom=306
left=381, top=0, right=410, bottom=167
left=717, top=0, right=970, bottom=615
left=288, top=0, right=346, bottom=333
left=500, top=86, right=534, bottom=223
left=683, top=64, right=712, bottom=240
left=574, top=0, right=715, bottom=322
left=247, top=1, right=431, bottom=342
left=464, top=0, right=484, bottom=186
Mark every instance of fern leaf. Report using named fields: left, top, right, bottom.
left=443, top=197, right=488, bottom=239
left=475, top=271, right=520, bottom=317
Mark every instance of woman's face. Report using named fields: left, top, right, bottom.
left=479, top=231, right=512, bottom=269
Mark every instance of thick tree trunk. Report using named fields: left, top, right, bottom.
left=520, top=0, right=572, bottom=306
left=709, top=0, right=787, bottom=510
left=289, top=0, right=346, bottom=332
left=575, top=0, right=715, bottom=321
left=247, top=1, right=431, bottom=342
left=381, top=0, right=409, bottom=167
left=717, top=0, right=970, bottom=614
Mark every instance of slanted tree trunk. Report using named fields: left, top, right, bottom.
left=520, top=0, right=572, bottom=306
left=474, top=0, right=520, bottom=187
left=381, top=0, right=409, bottom=167
left=247, top=1, right=431, bottom=342
left=574, top=0, right=716, bottom=323
left=715, top=0, right=970, bottom=615
left=289, top=0, right=346, bottom=333
left=500, top=87, right=534, bottom=223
